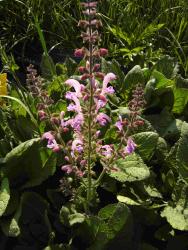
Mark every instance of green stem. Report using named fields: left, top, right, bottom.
left=86, top=8, right=94, bottom=208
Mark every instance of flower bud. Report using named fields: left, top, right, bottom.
left=78, top=66, right=87, bottom=73
left=50, top=117, right=60, bottom=125
left=99, top=48, right=108, bottom=56
left=74, top=48, right=85, bottom=57
left=93, top=63, right=100, bottom=72
left=81, top=73, right=90, bottom=81
left=38, top=110, right=47, bottom=120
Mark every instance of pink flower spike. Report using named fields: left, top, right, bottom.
left=96, top=113, right=111, bottom=126
left=65, top=79, right=84, bottom=98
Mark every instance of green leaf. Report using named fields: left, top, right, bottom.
left=110, top=153, right=150, bottom=182
left=146, top=108, right=174, bottom=136
left=124, top=65, right=145, bottom=90
left=0, top=178, right=10, bottom=216
left=68, top=213, right=85, bottom=226
left=2, top=138, right=57, bottom=188
left=163, top=119, right=183, bottom=140
left=161, top=186, right=188, bottom=230
left=173, top=75, right=188, bottom=114
left=176, top=122, right=188, bottom=182
left=64, top=57, right=77, bottom=77
left=155, top=137, right=168, bottom=162
left=40, top=54, right=56, bottom=80
left=153, top=55, right=179, bottom=79
left=139, top=23, right=164, bottom=41
left=98, top=203, right=131, bottom=240
left=152, top=70, right=174, bottom=89
left=110, top=59, right=125, bottom=87
left=161, top=205, right=188, bottom=231
left=117, top=195, right=140, bottom=206
left=1, top=192, right=50, bottom=238
left=132, top=132, right=159, bottom=160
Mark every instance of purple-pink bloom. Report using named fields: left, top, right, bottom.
left=71, top=113, right=84, bottom=131
left=71, top=139, right=83, bottom=154
left=96, top=113, right=111, bottom=126
left=101, top=145, right=113, bottom=158
left=101, top=73, right=116, bottom=96
left=65, top=92, right=82, bottom=114
left=65, top=79, right=84, bottom=98
left=42, top=131, right=54, bottom=141
left=124, top=138, right=137, bottom=154
left=47, top=139, right=60, bottom=152
left=115, top=116, right=123, bottom=131
left=67, top=103, right=77, bottom=112
left=61, top=165, right=73, bottom=174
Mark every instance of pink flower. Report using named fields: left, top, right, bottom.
left=124, top=138, right=137, bottom=155
left=70, top=114, right=84, bottom=131
left=101, top=145, right=113, bottom=158
left=65, top=92, right=82, bottom=114
left=101, top=73, right=116, bottom=96
left=47, top=139, right=60, bottom=152
left=61, top=165, right=73, bottom=174
left=71, top=139, right=83, bottom=154
left=67, top=103, right=77, bottom=112
left=96, top=113, right=111, bottom=126
left=115, top=116, right=123, bottom=131
left=42, top=132, right=54, bottom=141
left=65, top=79, right=84, bottom=98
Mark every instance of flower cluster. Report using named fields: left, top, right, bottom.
left=26, top=64, right=54, bottom=121
left=41, top=1, right=141, bottom=186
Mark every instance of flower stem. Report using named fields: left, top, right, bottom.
left=86, top=7, right=94, bottom=208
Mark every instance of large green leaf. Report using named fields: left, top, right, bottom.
left=88, top=203, right=132, bottom=250
left=152, top=70, right=174, bottom=89
left=110, top=153, right=150, bottom=182
left=2, top=138, right=57, bottom=188
left=176, top=122, right=188, bottom=182
left=124, top=65, right=145, bottom=90
left=1, top=192, right=50, bottom=238
left=132, top=132, right=159, bottom=160
left=161, top=186, right=188, bottom=231
left=153, top=55, right=179, bottom=79
left=0, top=178, right=10, bottom=216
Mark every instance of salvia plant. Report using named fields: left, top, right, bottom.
left=39, top=0, right=145, bottom=212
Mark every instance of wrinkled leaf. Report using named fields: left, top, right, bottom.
left=110, top=153, right=150, bottom=182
